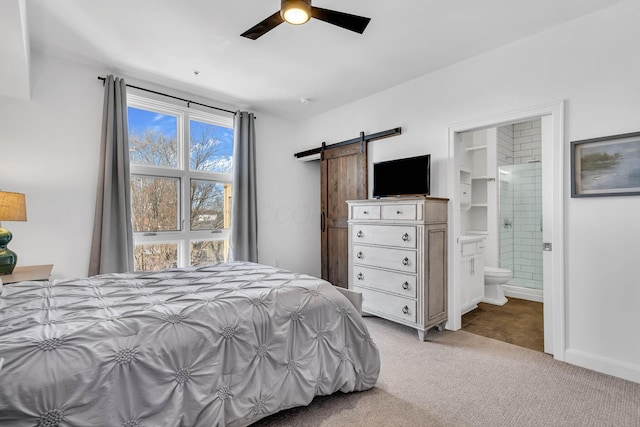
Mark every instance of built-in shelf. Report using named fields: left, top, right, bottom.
left=459, top=129, right=492, bottom=247
left=465, top=145, right=487, bottom=152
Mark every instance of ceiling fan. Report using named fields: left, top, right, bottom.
left=241, top=0, right=371, bottom=40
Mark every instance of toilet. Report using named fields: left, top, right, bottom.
left=482, top=267, right=511, bottom=306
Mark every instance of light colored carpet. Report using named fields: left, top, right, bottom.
left=253, top=316, right=640, bottom=426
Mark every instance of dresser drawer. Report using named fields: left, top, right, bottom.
left=355, top=286, right=417, bottom=323
left=381, top=203, right=418, bottom=220
left=353, top=265, right=416, bottom=298
left=353, top=245, right=416, bottom=273
left=351, top=205, right=381, bottom=220
left=352, top=224, right=417, bottom=249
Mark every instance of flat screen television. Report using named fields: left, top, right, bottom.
left=372, top=154, right=430, bottom=198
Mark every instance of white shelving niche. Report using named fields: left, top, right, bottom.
left=456, top=128, right=500, bottom=316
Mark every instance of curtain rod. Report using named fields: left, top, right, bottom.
left=97, top=76, right=237, bottom=115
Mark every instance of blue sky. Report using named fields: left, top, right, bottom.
left=128, top=107, right=177, bottom=137
left=128, top=107, right=234, bottom=168
left=190, top=120, right=233, bottom=158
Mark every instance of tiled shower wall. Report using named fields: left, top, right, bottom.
left=497, top=119, right=543, bottom=290
left=497, top=125, right=514, bottom=272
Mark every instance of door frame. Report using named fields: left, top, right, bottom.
left=447, top=101, right=565, bottom=361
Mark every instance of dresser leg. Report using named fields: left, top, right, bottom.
left=417, top=329, right=426, bottom=341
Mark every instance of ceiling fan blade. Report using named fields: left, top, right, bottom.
left=310, top=7, right=371, bottom=34
left=240, top=11, right=284, bottom=40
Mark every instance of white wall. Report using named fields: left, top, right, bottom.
left=0, top=53, right=102, bottom=280
left=256, top=117, right=320, bottom=277
left=0, top=51, right=304, bottom=280
left=293, top=1, right=640, bottom=382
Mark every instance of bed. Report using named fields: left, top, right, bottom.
left=0, top=262, right=380, bottom=426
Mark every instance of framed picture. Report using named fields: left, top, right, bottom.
left=571, top=131, right=640, bottom=197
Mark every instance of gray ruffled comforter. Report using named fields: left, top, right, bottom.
left=0, top=262, right=380, bottom=426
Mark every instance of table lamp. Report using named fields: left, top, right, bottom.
left=0, top=191, right=27, bottom=274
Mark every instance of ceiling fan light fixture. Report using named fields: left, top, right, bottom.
left=281, top=0, right=311, bottom=25
left=240, top=0, right=370, bottom=40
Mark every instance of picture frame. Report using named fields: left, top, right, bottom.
left=571, top=131, right=640, bottom=197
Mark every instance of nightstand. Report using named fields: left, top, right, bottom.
left=0, top=264, right=53, bottom=284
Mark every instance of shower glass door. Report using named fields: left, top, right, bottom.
left=498, top=162, right=542, bottom=289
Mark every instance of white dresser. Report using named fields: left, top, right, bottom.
left=347, top=198, right=449, bottom=341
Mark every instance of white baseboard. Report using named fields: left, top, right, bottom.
left=502, top=284, right=543, bottom=302
left=565, top=349, right=640, bottom=384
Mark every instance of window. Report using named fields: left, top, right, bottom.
left=127, top=95, right=233, bottom=271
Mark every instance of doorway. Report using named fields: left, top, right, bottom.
left=447, top=102, right=565, bottom=359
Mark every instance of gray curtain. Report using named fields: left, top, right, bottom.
left=229, top=111, right=258, bottom=262
left=89, top=75, right=134, bottom=275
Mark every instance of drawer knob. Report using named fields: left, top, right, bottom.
left=357, top=230, right=364, bottom=238
left=402, top=281, right=409, bottom=290
left=357, top=272, right=364, bottom=280
left=402, top=305, right=409, bottom=314
left=363, top=211, right=369, bottom=215
left=402, top=233, right=409, bottom=242
left=402, top=257, right=410, bottom=266
left=396, top=210, right=402, bottom=215
left=357, top=251, right=364, bottom=259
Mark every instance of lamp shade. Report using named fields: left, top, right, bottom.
left=0, top=191, right=27, bottom=222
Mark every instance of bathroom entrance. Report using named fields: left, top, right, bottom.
left=447, top=102, right=565, bottom=358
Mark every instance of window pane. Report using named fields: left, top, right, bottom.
left=131, top=175, right=180, bottom=232
left=135, top=243, right=178, bottom=271
left=190, top=180, right=231, bottom=230
left=128, top=107, right=178, bottom=168
left=191, top=240, right=228, bottom=266
left=189, top=120, right=233, bottom=173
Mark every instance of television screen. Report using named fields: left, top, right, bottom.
left=373, top=154, right=430, bottom=197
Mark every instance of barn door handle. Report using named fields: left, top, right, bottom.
left=321, top=212, right=325, bottom=232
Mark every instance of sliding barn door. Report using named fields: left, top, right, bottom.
left=321, top=143, right=367, bottom=288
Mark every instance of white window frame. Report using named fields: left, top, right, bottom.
left=127, top=94, right=234, bottom=269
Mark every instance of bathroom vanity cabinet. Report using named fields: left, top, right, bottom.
left=347, top=198, right=448, bottom=341
left=459, top=236, right=486, bottom=314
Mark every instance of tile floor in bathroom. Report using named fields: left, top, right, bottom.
left=461, top=297, right=544, bottom=352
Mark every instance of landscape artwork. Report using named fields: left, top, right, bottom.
left=572, top=132, right=640, bottom=197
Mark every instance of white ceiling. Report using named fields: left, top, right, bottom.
left=0, top=0, right=626, bottom=120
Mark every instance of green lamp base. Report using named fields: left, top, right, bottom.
left=0, top=226, right=17, bottom=275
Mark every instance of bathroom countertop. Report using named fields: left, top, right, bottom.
left=460, top=235, right=487, bottom=243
